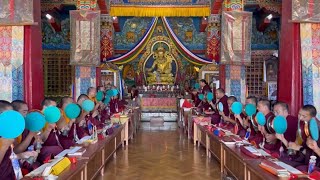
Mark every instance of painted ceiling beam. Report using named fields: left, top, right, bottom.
left=211, top=0, right=223, bottom=14
left=97, top=0, right=108, bottom=14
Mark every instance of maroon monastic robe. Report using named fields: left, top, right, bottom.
left=110, top=99, right=119, bottom=114
left=210, top=95, right=229, bottom=124
left=283, top=115, right=299, bottom=149
left=131, top=89, right=139, bottom=100
left=38, top=129, right=63, bottom=163
left=201, top=84, right=211, bottom=94
left=0, top=147, right=15, bottom=180
left=261, top=112, right=282, bottom=156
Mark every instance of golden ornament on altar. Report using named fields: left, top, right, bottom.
left=146, top=43, right=174, bottom=85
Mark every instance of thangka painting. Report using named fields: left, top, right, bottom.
left=292, top=0, right=320, bottom=22
left=0, top=0, right=34, bottom=25
left=220, top=11, right=252, bottom=66
left=122, top=64, right=136, bottom=87
left=70, top=10, right=101, bottom=66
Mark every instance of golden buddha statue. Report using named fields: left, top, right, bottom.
left=146, top=43, right=175, bottom=85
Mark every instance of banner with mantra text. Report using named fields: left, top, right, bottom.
left=220, top=11, right=252, bottom=66
left=292, top=0, right=320, bottom=22
left=70, top=10, right=101, bottom=66
left=114, top=0, right=209, bottom=5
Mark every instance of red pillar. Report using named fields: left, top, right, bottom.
left=24, top=0, right=44, bottom=109
left=277, top=1, right=302, bottom=115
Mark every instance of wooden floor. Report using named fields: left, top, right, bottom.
left=95, top=123, right=221, bottom=180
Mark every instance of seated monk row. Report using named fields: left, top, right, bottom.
left=183, top=84, right=320, bottom=174
left=0, top=86, right=127, bottom=179
left=212, top=91, right=320, bottom=173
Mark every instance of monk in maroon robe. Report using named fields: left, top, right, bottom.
left=59, top=122, right=87, bottom=149
left=77, top=94, right=102, bottom=130
left=257, top=100, right=281, bottom=156
left=199, top=79, right=211, bottom=94
left=38, top=124, right=64, bottom=163
left=273, top=102, right=298, bottom=153
left=237, top=96, right=263, bottom=146
left=0, top=138, right=15, bottom=180
left=130, top=85, right=139, bottom=100
left=219, top=96, right=246, bottom=136
left=283, top=105, right=320, bottom=169
left=208, top=88, right=229, bottom=124
left=0, top=101, right=18, bottom=179
left=295, top=136, right=320, bottom=172
left=98, top=104, right=110, bottom=124
left=191, top=89, right=201, bottom=107
left=110, top=97, right=119, bottom=114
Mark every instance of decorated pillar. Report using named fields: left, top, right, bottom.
left=24, top=0, right=44, bottom=109
left=72, top=0, right=100, bottom=99
left=97, top=14, right=114, bottom=86
left=206, top=14, right=220, bottom=62
left=101, top=15, right=114, bottom=61
left=277, top=0, right=303, bottom=116
left=220, top=0, right=250, bottom=103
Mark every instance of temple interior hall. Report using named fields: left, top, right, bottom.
left=1, top=0, right=320, bottom=180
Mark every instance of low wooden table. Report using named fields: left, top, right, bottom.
left=189, top=124, right=290, bottom=180
left=24, top=123, right=127, bottom=180
left=207, top=132, right=222, bottom=163
left=245, top=160, right=279, bottom=180
left=221, top=144, right=258, bottom=180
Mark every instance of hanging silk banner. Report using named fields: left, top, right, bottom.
left=113, top=0, right=208, bottom=5
left=206, top=14, right=220, bottom=62
left=0, top=0, right=33, bottom=25
left=70, top=10, right=101, bottom=66
left=292, top=0, right=320, bottom=22
left=300, top=23, right=320, bottom=119
left=101, top=15, right=114, bottom=61
left=220, top=11, right=252, bottom=66
left=110, top=5, right=210, bottom=17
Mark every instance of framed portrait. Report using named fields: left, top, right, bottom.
left=267, top=82, right=277, bottom=101
left=264, top=57, right=278, bottom=82
left=201, top=70, right=219, bottom=92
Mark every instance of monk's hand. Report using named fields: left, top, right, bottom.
left=288, top=142, right=301, bottom=151
left=79, top=120, right=86, bottom=127
left=307, top=137, right=319, bottom=151
left=92, top=110, right=99, bottom=118
left=243, top=117, right=249, bottom=127
left=219, top=111, right=225, bottom=117
left=235, top=115, right=243, bottom=125
left=209, top=101, right=213, bottom=106
left=265, top=133, right=277, bottom=143
left=18, top=151, right=39, bottom=159
left=47, top=123, right=56, bottom=131
left=275, top=133, right=284, bottom=141
left=28, top=131, right=38, bottom=138
left=258, top=125, right=266, bottom=135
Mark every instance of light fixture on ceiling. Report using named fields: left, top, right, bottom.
left=45, top=14, right=53, bottom=20
left=266, top=14, right=273, bottom=20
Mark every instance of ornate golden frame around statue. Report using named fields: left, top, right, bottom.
left=139, top=36, right=183, bottom=85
